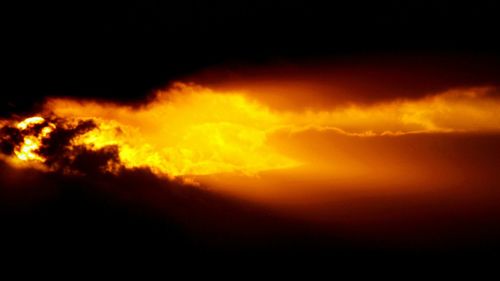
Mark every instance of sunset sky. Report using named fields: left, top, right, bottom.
left=1, top=1, right=499, bottom=264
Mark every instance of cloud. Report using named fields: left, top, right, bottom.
left=1, top=82, right=500, bottom=256
left=0, top=157, right=340, bottom=258
left=0, top=117, right=124, bottom=176
left=2, top=83, right=500, bottom=180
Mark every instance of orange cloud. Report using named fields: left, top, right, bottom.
left=1, top=83, right=499, bottom=180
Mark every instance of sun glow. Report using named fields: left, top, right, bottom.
left=14, top=117, right=55, bottom=162
left=2, top=83, right=500, bottom=179
left=41, top=84, right=300, bottom=176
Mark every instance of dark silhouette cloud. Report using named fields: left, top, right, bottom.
left=0, top=158, right=347, bottom=261
left=0, top=126, right=23, bottom=155
left=0, top=118, right=122, bottom=175
left=36, top=119, right=121, bottom=175
left=2, top=2, right=499, bottom=117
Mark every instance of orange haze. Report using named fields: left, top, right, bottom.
left=2, top=78, right=500, bottom=243
left=3, top=83, right=500, bottom=180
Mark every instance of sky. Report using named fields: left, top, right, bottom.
left=1, top=1, right=500, bottom=264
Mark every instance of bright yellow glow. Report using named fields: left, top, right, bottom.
left=14, top=117, right=55, bottom=162
left=4, top=83, right=500, bottom=178
left=46, top=84, right=298, bottom=176
left=16, top=116, right=45, bottom=130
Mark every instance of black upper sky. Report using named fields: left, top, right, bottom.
left=2, top=1, right=499, bottom=115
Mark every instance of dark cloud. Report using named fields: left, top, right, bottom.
left=2, top=2, right=499, bottom=117
left=36, top=119, right=120, bottom=175
left=2, top=156, right=500, bottom=263
left=0, top=158, right=347, bottom=262
left=0, top=118, right=122, bottom=175
left=191, top=55, right=500, bottom=110
left=0, top=126, right=23, bottom=155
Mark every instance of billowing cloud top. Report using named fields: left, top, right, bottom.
left=1, top=83, right=500, bottom=180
